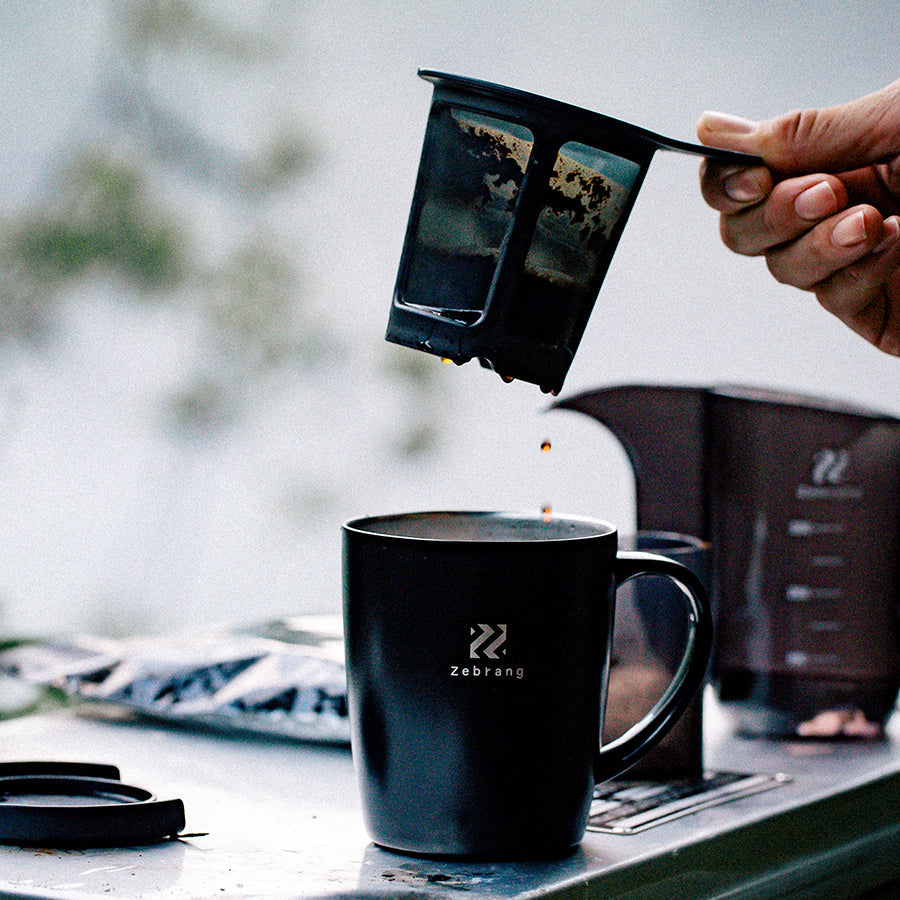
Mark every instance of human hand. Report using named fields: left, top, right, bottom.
left=696, top=80, right=900, bottom=355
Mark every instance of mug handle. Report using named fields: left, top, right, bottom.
left=595, top=550, right=713, bottom=778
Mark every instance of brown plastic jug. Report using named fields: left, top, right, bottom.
left=554, top=384, right=900, bottom=738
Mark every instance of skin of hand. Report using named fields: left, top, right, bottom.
left=695, top=80, right=900, bottom=355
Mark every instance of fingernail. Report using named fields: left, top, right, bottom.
left=794, top=181, right=839, bottom=221
left=724, top=169, right=765, bottom=203
left=872, top=216, right=900, bottom=253
left=699, top=111, right=758, bottom=135
left=832, top=211, right=868, bottom=247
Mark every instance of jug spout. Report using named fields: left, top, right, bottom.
left=553, top=385, right=710, bottom=539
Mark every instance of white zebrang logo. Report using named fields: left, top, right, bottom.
left=811, top=448, right=850, bottom=486
left=469, top=623, right=507, bottom=659
left=452, top=623, right=523, bottom=680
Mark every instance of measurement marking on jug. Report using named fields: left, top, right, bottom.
left=785, top=650, right=840, bottom=669
left=808, top=620, right=844, bottom=633
left=811, top=554, right=845, bottom=568
left=795, top=484, right=863, bottom=501
left=785, top=585, right=845, bottom=602
left=787, top=520, right=847, bottom=537
left=811, top=448, right=851, bottom=485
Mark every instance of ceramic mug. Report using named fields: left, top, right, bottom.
left=342, top=511, right=712, bottom=859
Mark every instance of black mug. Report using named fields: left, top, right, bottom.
left=342, top=511, right=712, bottom=859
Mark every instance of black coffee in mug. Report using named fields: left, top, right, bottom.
left=342, top=511, right=712, bottom=859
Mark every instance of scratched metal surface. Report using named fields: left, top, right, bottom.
left=0, top=697, right=897, bottom=899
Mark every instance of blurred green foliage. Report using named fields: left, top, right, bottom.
left=0, top=0, right=334, bottom=437
left=12, top=156, right=185, bottom=291
left=0, top=0, right=443, bottom=448
left=123, top=0, right=276, bottom=60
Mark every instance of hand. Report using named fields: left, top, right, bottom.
left=696, top=80, right=900, bottom=355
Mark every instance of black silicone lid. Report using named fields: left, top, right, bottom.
left=0, top=761, right=186, bottom=848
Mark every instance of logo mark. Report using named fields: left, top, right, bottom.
left=811, top=448, right=850, bottom=486
left=469, top=623, right=507, bottom=659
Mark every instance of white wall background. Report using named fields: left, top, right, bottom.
left=0, top=0, right=897, bottom=637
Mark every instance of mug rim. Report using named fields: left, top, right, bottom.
left=620, top=530, right=711, bottom=556
left=342, top=510, right=617, bottom=543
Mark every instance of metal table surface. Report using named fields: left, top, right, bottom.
left=0, top=692, right=898, bottom=900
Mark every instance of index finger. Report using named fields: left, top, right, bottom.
left=699, top=159, right=773, bottom=213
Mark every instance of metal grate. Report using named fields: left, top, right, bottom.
left=587, top=771, right=791, bottom=834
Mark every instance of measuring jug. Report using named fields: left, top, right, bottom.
left=554, top=384, right=900, bottom=737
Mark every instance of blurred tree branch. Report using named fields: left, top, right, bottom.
left=0, top=0, right=331, bottom=435
left=0, top=0, right=443, bottom=453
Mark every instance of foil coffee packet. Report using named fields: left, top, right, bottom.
left=0, top=616, right=349, bottom=744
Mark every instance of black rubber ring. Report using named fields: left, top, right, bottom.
left=0, top=769, right=186, bottom=847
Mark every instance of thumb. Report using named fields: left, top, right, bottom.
left=697, top=80, right=900, bottom=176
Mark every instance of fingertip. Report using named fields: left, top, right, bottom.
left=794, top=180, right=841, bottom=222
left=832, top=210, right=871, bottom=248
left=723, top=168, right=769, bottom=204
left=699, top=155, right=773, bottom=213
left=697, top=111, right=759, bottom=148
left=872, top=215, right=900, bottom=254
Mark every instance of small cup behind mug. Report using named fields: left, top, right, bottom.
left=604, top=532, right=711, bottom=778
left=342, top=511, right=713, bottom=859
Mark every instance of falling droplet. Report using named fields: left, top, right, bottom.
left=540, top=440, right=551, bottom=453
left=541, top=505, right=552, bottom=521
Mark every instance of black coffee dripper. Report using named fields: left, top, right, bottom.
left=387, top=71, right=761, bottom=394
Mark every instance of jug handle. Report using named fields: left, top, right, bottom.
left=596, top=551, right=713, bottom=779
